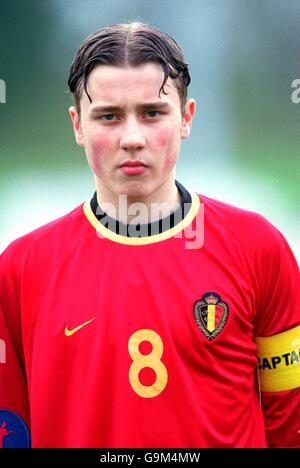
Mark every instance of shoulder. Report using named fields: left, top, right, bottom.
left=198, top=193, right=289, bottom=255
left=197, top=193, right=299, bottom=331
left=0, top=203, right=91, bottom=274
left=199, top=193, right=271, bottom=230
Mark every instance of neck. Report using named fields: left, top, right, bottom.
left=95, top=178, right=181, bottom=225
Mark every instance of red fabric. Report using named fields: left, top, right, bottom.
left=0, top=194, right=299, bottom=447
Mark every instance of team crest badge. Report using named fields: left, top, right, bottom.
left=193, top=292, right=229, bottom=341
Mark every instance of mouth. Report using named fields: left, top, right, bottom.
left=120, top=160, right=148, bottom=175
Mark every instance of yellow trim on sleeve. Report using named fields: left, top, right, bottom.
left=255, top=325, right=300, bottom=392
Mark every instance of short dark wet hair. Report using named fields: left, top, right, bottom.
left=68, top=22, right=191, bottom=116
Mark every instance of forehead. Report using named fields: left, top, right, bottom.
left=82, top=62, right=180, bottom=108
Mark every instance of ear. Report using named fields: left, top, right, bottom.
left=69, top=106, right=84, bottom=147
left=180, top=99, right=196, bottom=139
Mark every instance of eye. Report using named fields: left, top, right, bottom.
left=99, top=114, right=117, bottom=121
left=145, top=110, right=160, bottom=118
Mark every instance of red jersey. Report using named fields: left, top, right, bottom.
left=0, top=190, right=299, bottom=448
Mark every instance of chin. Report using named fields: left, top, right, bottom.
left=119, top=180, right=151, bottom=200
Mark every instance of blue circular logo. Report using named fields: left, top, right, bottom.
left=0, top=410, right=30, bottom=448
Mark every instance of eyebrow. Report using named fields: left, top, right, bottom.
left=90, top=102, right=171, bottom=114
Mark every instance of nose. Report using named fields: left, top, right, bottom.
left=119, top=117, right=146, bottom=151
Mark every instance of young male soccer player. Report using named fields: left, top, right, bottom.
left=0, top=22, right=299, bottom=448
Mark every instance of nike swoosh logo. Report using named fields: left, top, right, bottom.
left=64, top=317, right=97, bottom=336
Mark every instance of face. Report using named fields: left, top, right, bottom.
left=69, top=62, right=195, bottom=203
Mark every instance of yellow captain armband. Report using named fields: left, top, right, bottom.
left=255, top=325, right=300, bottom=392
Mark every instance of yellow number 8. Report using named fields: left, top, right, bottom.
left=128, top=329, right=168, bottom=398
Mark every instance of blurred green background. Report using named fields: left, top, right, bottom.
left=0, top=0, right=299, bottom=262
